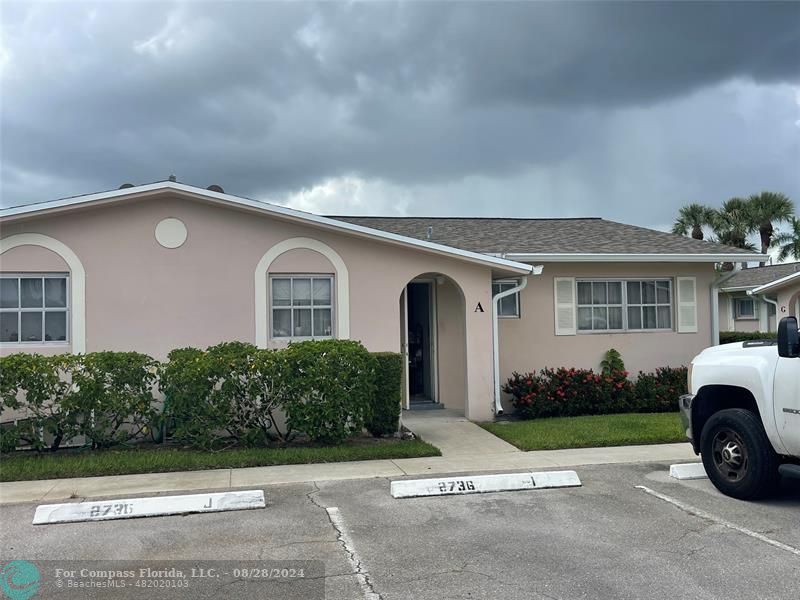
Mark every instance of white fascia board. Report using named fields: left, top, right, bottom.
left=503, top=252, right=768, bottom=263
left=0, top=182, right=532, bottom=275
left=750, top=271, right=800, bottom=295
left=718, top=285, right=757, bottom=293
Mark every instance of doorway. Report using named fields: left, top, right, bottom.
left=406, top=281, right=437, bottom=405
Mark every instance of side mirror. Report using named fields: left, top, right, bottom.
left=777, top=316, right=800, bottom=358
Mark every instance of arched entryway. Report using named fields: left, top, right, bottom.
left=399, top=273, right=467, bottom=413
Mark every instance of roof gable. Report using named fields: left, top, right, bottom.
left=0, top=182, right=532, bottom=275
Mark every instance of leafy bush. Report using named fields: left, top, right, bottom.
left=719, top=331, right=776, bottom=344
left=0, top=353, right=80, bottom=451
left=161, top=342, right=289, bottom=450
left=283, top=340, right=376, bottom=444
left=504, top=368, right=632, bottom=420
left=633, top=367, right=688, bottom=413
left=68, top=352, right=160, bottom=448
left=600, top=349, right=625, bottom=375
left=366, top=352, right=403, bottom=436
left=504, top=365, right=688, bottom=419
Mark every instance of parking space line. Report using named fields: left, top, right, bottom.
left=325, top=506, right=382, bottom=600
left=636, top=485, right=800, bottom=557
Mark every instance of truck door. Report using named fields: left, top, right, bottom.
left=774, top=355, right=800, bottom=455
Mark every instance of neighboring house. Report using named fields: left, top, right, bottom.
left=717, top=263, right=800, bottom=333
left=748, top=269, right=800, bottom=328
left=0, top=181, right=764, bottom=420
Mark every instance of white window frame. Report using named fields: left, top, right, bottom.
left=492, top=280, right=521, bottom=318
left=576, top=278, right=674, bottom=334
left=0, top=273, right=70, bottom=345
left=269, top=274, right=334, bottom=340
left=734, top=297, right=757, bottom=320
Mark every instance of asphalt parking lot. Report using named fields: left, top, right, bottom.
left=2, top=461, right=799, bottom=599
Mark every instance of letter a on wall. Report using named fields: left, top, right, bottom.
left=474, top=302, right=484, bottom=313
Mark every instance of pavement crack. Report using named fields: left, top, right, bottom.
left=304, top=482, right=383, bottom=600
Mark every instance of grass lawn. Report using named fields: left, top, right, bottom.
left=0, top=438, right=440, bottom=482
left=481, top=412, right=684, bottom=451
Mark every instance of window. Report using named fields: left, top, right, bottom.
left=734, top=297, right=756, bottom=319
left=0, top=274, right=69, bottom=343
left=492, top=281, right=520, bottom=318
left=270, top=275, right=333, bottom=338
left=577, top=279, right=672, bottom=332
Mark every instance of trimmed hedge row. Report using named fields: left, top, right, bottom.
left=0, top=341, right=403, bottom=453
left=719, top=331, right=776, bottom=344
left=504, top=366, right=688, bottom=420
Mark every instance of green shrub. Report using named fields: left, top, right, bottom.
left=366, top=352, right=403, bottom=436
left=283, top=340, right=376, bottom=444
left=504, top=367, right=633, bottom=420
left=0, top=353, right=80, bottom=451
left=68, top=352, right=161, bottom=449
left=504, top=365, right=688, bottom=419
left=719, top=331, right=775, bottom=344
left=600, top=348, right=625, bottom=375
left=633, top=367, right=688, bottom=413
left=161, top=342, right=288, bottom=449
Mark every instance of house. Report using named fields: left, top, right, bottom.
left=0, top=181, right=766, bottom=421
left=747, top=268, right=800, bottom=328
left=717, top=263, right=800, bottom=333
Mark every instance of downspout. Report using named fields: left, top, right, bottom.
left=711, top=270, right=738, bottom=346
left=747, top=290, right=779, bottom=327
left=492, top=266, right=542, bottom=416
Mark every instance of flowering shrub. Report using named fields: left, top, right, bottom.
left=504, top=367, right=632, bottom=419
left=633, top=367, right=689, bottom=413
left=504, top=366, right=685, bottom=419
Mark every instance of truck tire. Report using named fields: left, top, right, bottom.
left=700, top=408, right=780, bottom=500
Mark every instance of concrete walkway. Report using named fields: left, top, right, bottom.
left=400, top=408, right=520, bottom=457
left=0, top=409, right=697, bottom=504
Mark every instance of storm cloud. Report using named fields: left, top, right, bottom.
left=1, top=1, right=799, bottom=231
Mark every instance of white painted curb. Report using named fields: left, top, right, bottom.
left=391, top=470, right=581, bottom=499
left=669, top=463, right=708, bottom=480
left=33, top=490, right=265, bottom=525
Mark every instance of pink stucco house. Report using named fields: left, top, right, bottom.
left=0, top=181, right=766, bottom=421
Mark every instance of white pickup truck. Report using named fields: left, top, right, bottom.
left=680, top=316, right=800, bottom=499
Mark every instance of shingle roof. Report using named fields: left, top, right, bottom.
left=720, top=262, right=800, bottom=289
left=328, top=216, right=758, bottom=257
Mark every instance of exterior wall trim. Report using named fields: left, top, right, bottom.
left=504, top=252, right=767, bottom=263
left=0, top=233, right=86, bottom=353
left=751, top=271, right=800, bottom=295
left=255, top=237, right=350, bottom=347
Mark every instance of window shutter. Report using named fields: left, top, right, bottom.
left=677, top=277, right=698, bottom=333
left=554, top=277, right=576, bottom=336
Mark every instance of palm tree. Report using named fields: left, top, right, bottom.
left=710, top=198, right=757, bottom=271
left=711, top=197, right=755, bottom=249
left=747, top=191, right=795, bottom=264
left=771, top=216, right=800, bottom=262
left=672, top=203, right=714, bottom=240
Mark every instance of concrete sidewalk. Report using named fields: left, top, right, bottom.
left=0, top=443, right=696, bottom=505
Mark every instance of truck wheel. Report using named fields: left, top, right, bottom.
left=700, top=408, right=780, bottom=500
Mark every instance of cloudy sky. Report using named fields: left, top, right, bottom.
left=1, top=1, right=799, bottom=233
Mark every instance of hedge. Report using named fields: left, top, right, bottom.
left=719, top=331, right=776, bottom=344
left=365, top=352, right=403, bottom=436
left=504, top=366, right=688, bottom=420
left=1, top=341, right=402, bottom=453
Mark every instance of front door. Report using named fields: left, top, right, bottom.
left=406, top=281, right=437, bottom=404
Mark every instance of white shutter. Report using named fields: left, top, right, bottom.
left=554, top=277, right=576, bottom=336
left=677, top=277, right=698, bottom=333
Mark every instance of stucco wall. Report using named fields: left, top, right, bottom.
left=498, top=262, right=716, bottom=412
left=0, top=193, right=500, bottom=420
left=435, top=277, right=467, bottom=412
